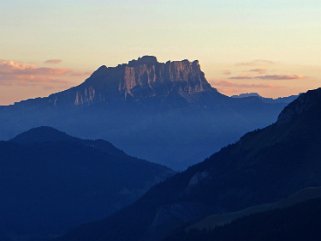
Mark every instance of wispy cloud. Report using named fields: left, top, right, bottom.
left=214, top=80, right=273, bottom=89
left=44, top=59, right=62, bottom=65
left=229, top=75, right=253, bottom=80
left=208, top=59, right=318, bottom=98
left=229, top=74, right=305, bottom=81
left=249, top=68, right=267, bottom=74
left=212, top=80, right=284, bottom=97
left=236, top=60, right=275, bottom=66
left=256, top=74, right=305, bottom=80
left=0, top=59, right=87, bottom=89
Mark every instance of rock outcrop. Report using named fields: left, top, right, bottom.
left=46, top=56, right=220, bottom=107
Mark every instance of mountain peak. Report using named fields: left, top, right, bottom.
left=67, top=56, right=220, bottom=106
left=90, top=65, right=108, bottom=78
left=96, top=65, right=108, bottom=72
left=128, top=56, right=158, bottom=66
left=11, top=126, right=76, bottom=144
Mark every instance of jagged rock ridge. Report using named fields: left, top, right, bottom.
left=46, top=56, right=221, bottom=107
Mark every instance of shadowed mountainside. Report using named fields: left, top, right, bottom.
left=0, top=127, right=173, bottom=241
left=56, top=87, right=321, bottom=241
left=166, top=196, right=321, bottom=241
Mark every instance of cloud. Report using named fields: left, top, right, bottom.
left=249, top=68, right=267, bottom=74
left=214, top=80, right=273, bottom=89
left=0, top=59, right=87, bottom=89
left=212, top=80, right=284, bottom=97
left=236, top=60, right=275, bottom=66
left=229, top=74, right=305, bottom=81
left=229, top=75, right=253, bottom=80
left=256, top=74, right=305, bottom=80
left=44, top=59, right=62, bottom=64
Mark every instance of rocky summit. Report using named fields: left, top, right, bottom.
left=42, top=56, right=222, bottom=107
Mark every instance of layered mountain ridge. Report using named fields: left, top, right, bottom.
left=56, top=87, right=321, bottom=241
left=0, top=56, right=292, bottom=169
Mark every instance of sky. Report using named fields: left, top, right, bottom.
left=0, top=0, right=320, bottom=104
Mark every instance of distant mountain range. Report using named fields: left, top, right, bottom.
left=231, top=92, right=298, bottom=104
left=56, top=87, right=321, bottom=241
left=0, top=56, right=294, bottom=169
left=0, top=127, right=173, bottom=241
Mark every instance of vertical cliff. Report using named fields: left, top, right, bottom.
left=45, top=56, right=222, bottom=107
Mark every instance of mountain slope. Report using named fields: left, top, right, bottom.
left=0, top=56, right=288, bottom=169
left=170, top=187, right=321, bottom=235
left=166, top=197, right=321, bottom=241
left=0, top=127, right=173, bottom=241
left=57, top=87, right=321, bottom=241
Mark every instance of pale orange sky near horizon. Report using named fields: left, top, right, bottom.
left=0, top=0, right=320, bottom=105
left=1, top=57, right=321, bottom=105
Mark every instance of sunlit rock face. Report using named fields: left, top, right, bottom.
left=45, top=56, right=220, bottom=107
left=120, top=57, right=211, bottom=97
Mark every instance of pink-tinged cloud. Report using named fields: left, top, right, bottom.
left=249, top=68, right=267, bottom=74
left=229, top=75, right=254, bottom=80
left=44, top=59, right=63, bottom=64
left=0, top=59, right=87, bottom=89
left=229, top=74, right=305, bottom=81
left=214, top=80, right=273, bottom=89
left=236, top=60, right=275, bottom=66
left=212, top=80, right=284, bottom=97
left=256, top=74, right=305, bottom=80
